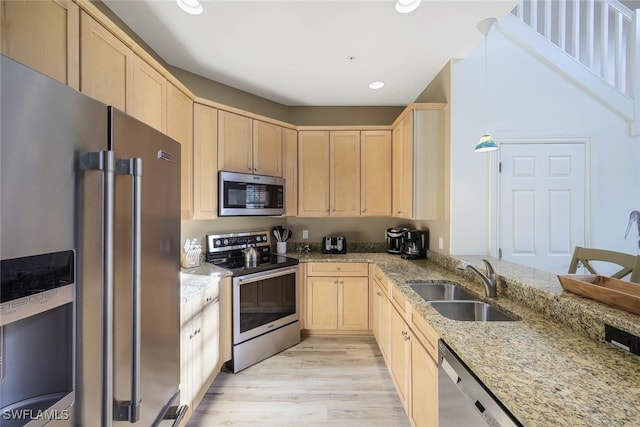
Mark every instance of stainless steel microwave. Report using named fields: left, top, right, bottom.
left=219, top=171, right=285, bottom=216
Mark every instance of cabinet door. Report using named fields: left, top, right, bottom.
left=167, top=83, right=193, bottom=219
left=392, top=114, right=414, bottom=219
left=1, top=0, right=79, bottom=88
left=372, top=280, right=390, bottom=361
left=410, top=331, right=438, bottom=427
left=282, top=128, right=298, bottom=216
left=80, top=11, right=131, bottom=111
left=201, top=288, right=220, bottom=390
left=361, top=130, right=391, bottom=217
left=390, top=305, right=410, bottom=411
left=193, top=103, right=218, bottom=219
left=401, top=113, right=413, bottom=218
left=338, top=276, right=369, bottom=330
left=128, top=55, right=166, bottom=133
left=253, top=120, right=282, bottom=177
left=306, top=277, right=337, bottom=329
left=330, top=131, right=360, bottom=216
left=218, top=111, right=252, bottom=173
left=392, top=121, right=405, bottom=218
left=298, top=131, right=330, bottom=217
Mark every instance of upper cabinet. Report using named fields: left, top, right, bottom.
left=392, top=107, right=445, bottom=220
left=128, top=55, right=167, bottom=133
left=298, top=131, right=330, bottom=216
left=361, top=130, right=392, bottom=217
left=1, top=0, right=79, bottom=88
left=330, top=131, right=361, bottom=217
left=192, top=103, right=219, bottom=220
left=253, top=120, right=283, bottom=177
left=282, top=128, right=298, bottom=217
left=79, top=10, right=131, bottom=111
left=167, top=83, right=194, bottom=220
left=217, top=111, right=253, bottom=174
left=218, top=112, right=284, bottom=177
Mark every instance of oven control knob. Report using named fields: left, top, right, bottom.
left=216, top=240, right=221, bottom=246
left=223, top=239, right=229, bottom=245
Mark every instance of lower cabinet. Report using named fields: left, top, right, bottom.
left=371, top=266, right=439, bottom=427
left=180, top=276, right=231, bottom=425
left=304, top=262, right=370, bottom=333
left=410, top=331, right=438, bottom=427
left=371, top=265, right=391, bottom=361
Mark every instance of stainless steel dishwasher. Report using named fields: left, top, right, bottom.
left=438, top=341, right=521, bottom=427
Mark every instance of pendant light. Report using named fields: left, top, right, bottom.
left=475, top=18, right=498, bottom=153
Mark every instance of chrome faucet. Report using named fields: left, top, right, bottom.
left=456, top=259, right=498, bottom=298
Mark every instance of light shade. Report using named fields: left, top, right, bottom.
left=368, top=81, right=385, bottom=89
left=395, top=0, right=421, bottom=14
left=177, top=0, right=203, bottom=15
left=475, top=133, right=498, bottom=152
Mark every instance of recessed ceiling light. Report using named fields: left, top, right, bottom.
left=395, top=0, right=421, bottom=14
left=369, top=81, right=385, bottom=90
left=177, top=0, right=203, bottom=15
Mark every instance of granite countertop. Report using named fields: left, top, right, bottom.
left=180, top=263, right=232, bottom=301
left=294, top=252, right=640, bottom=427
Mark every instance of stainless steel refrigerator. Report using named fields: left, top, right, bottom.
left=1, top=55, right=184, bottom=426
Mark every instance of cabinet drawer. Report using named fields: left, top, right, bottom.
left=306, top=262, right=368, bottom=277
left=411, top=308, right=439, bottom=362
left=370, top=265, right=389, bottom=294
left=391, top=286, right=408, bottom=315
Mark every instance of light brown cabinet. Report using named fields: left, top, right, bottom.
left=390, top=297, right=410, bottom=412
left=371, top=265, right=440, bottom=426
left=298, top=130, right=363, bottom=217
left=79, top=10, right=131, bottom=111
left=298, top=131, right=330, bottom=216
left=410, top=309, right=439, bottom=427
left=180, top=277, right=232, bottom=424
left=193, top=103, right=219, bottom=219
left=330, top=131, right=361, bottom=216
left=282, top=128, right=298, bottom=216
left=128, top=55, right=167, bottom=133
left=370, top=265, right=391, bottom=362
left=218, top=112, right=283, bottom=177
left=167, top=83, right=193, bottom=220
left=253, top=120, right=283, bottom=177
left=305, top=263, right=369, bottom=332
left=1, top=0, right=79, bottom=88
left=218, top=110, right=253, bottom=173
left=392, top=107, right=445, bottom=220
left=361, top=130, right=392, bottom=216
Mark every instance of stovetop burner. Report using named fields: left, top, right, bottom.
left=206, top=230, right=298, bottom=276
left=225, top=254, right=299, bottom=277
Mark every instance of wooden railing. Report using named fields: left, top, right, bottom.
left=511, top=0, right=636, bottom=98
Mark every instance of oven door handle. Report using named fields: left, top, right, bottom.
left=234, top=265, right=298, bottom=285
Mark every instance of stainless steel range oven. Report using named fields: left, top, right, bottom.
left=206, top=231, right=300, bottom=372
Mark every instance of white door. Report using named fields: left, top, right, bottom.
left=498, top=141, right=586, bottom=273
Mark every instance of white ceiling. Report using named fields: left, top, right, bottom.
left=103, top=0, right=520, bottom=106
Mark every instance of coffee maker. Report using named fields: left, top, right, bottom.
left=386, top=227, right=409, bottom=255
left=401, top=229, right=428, bottom=259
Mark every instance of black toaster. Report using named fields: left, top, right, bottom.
left=321, top=235, right=347, bottom=254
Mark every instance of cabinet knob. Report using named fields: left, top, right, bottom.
left=376, top=291, right=382, bottom=296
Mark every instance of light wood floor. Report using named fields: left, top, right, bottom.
left=187, top=335, right=410, bottom=426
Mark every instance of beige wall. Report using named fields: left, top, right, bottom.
left=181, top=217, right=405, bottom=249
left=410, top=61, right=452, bottom=256
left=289, top=106, right=403, bottom=126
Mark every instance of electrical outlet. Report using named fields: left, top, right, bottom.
left=438, top=237, right=444, bottom=250
left=302, top=229, right=309, bottom=240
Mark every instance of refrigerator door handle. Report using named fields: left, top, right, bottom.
left=82, top=151, right=116, bottom=427
left=114, top=157, right=143, bottom=422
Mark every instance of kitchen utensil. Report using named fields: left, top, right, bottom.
left=244, top=243, right=259, bottom=267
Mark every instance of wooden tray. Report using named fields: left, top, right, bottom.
left=557, top=274, right=640, bottom=316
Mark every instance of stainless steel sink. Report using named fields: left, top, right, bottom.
left=428, top=301, right=518, bottom=321
left=408, top=282, right=476, bottom=301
